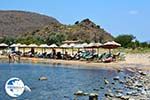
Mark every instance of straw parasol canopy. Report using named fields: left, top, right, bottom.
left=101, top=41, right=121, bottom=49
left=20, top=44, right=27, bottom=48
left=10, top=43, right=21, bottom=47
left=101, top=41, right=121, bottom=53
left=49, top=44, right=58, bottom=48
left=74, top=44, right=83, bottom=48
left=60, top=43, right=70, bottom=54
left=95, top=43, right=103, bottom=47
left=68, top=43, right=75, bottom=48
left=0, top=43, right=8, bottom=47
left=86, top=42, right=102, bottom=48
left=39, top=44, right=50, bottom=48
left=28, top=44, right=38, bottom=48
left=60, top=44, right=69, bottom=48
left=19, top=44, right=27, bottom=53
left=81, top=43, right=88, bottom=48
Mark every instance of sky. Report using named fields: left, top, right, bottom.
left=0, top=0, right=150, bottom=42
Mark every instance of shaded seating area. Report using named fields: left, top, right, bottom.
left=1, top=41, right=125, bottom=63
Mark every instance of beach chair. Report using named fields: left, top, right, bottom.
left=98, top=53, right=106, bottom=60
left=118, top=52, right=126, bottom=61
left=100, top=53, right=113, bottom=63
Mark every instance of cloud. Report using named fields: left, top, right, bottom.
left=129, top=10, right=139, bottom=15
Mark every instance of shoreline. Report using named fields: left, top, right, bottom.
left=0, top=53, right=150, bottom=71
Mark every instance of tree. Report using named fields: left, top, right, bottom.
left=16, top=35, right=45, bottom=45
left=75, top=21, right=79, bottom=24
left=46, top=32, right=67, bottom=45
left=0, top=36, right=15, bottom=45
left=140, top=42, right=149, bottom=48
left=115, top=34, right=135, bottom=48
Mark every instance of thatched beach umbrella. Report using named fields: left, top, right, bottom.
left=69, top=43, right=75, bottom=48
left=60, top=44, right=69, bottom=54
left=95, top=43, right=102, bottom=47
left=39, top=44, right=49, bottom=53
left=20, top=44, right=27, bottom=53
left=49, top=44, right=58, bottom=48
left=0, top=43, right=8, bottom=47
left=10, top=43, right=22, bottom=51
left=95, top=43, right=102, bottom=54
left=28, top=44, right=38, bottom=48
left=20, top=44, right=27, bottom=47
left=60, top=44, right=69, bottom=48
left=0, top=43, right=8, bottom=51
left=10, top=43, right=21, bottom=47
left=74, top=44, right=83, bottom=48
left=85, top=42, right=102, bottom=54
left=101, top=41, right=121, bottom=53
left=49, top=44, right=58, bottom=54
left=39, top=44, right=49, bottom=48
left=86, top=42, right=102, bottom=48
left=74, top=44, right=83, bottom=52
left=81, top=43, right=88, bottom=48
left=28, top=44, right=38, bottom=54
left=68, top=43, right=76, bottom=54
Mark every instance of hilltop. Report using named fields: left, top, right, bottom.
left=0, top=10, right=59, bottom=36
left=33, top=18, right=113, bottom=42
left=0, top=10, right=113, bottom=43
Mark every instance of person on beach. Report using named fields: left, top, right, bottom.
left=8, top=53, right=12, bottom=63
left=52, top=48, right=56, bottom=59
left=31, top=48, right=35, bottom=57
left=17, top=53, right=21, bottom=63
left=8, top=53, right=15, bottom=63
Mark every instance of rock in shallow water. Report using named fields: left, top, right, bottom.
left=104, top=79, right=109, bottom=84
left=113, top=76, right=120, bottom=81
left=39, top=76, right=48, bottom=81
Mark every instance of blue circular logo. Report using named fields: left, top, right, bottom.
left=5, top=77, right=25, bottom=97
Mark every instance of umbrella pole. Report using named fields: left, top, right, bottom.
left=97, top=48, right=99, bottom=54
left=44, top=48, right=46, bottom=53
left=23, top=48, right=25, bottom=54
left=109, top=49, right=111, bottom=54
left=72, top=47, right=73, bottom=55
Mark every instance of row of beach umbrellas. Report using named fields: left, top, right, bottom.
left=0, top=41, right=121, bottom=49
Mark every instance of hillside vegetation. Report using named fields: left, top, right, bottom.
left=0, top=10, right=113, bottom=45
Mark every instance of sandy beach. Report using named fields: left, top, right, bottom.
left=1, top=53, right=149, bottom=70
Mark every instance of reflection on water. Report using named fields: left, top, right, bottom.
left=0, top=60, right=132, bottom=100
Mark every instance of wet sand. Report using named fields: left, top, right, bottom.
left=0, top=53, right=150, bottom=70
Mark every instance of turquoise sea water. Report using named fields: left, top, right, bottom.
left=0, top=61, right=131, bottom=100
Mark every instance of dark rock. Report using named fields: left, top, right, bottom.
left=93, top=88, right=99, bottom=91
left=115, top=89, right=123, bottom=93
left=104, top=79, right=109, bottom=84
left=39, top=76, right=48, bottom=81
left=138, top=71, right=147, bottom=76
left=115, top=93, right=123, bottom=98
left=100, top=87, right=104, bottom=89
left=105, top=93, right=114, bottom=97
left=119, top=80, right=124, bottom=84
left=111, top=82, right=115, bottom=85
left=74, top=90, right=84, bottom=96
left=64, top=96, right=69, bottom=98
left=120, top=95, right=130, bottom=100
left=113, top=76, right=120, bottom=80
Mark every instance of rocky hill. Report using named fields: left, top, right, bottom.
left=0, top=10, right=59, bottom=36
left=31, top=18, right=113, bottom=42
left=0, top=10, right=113, bottom=43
